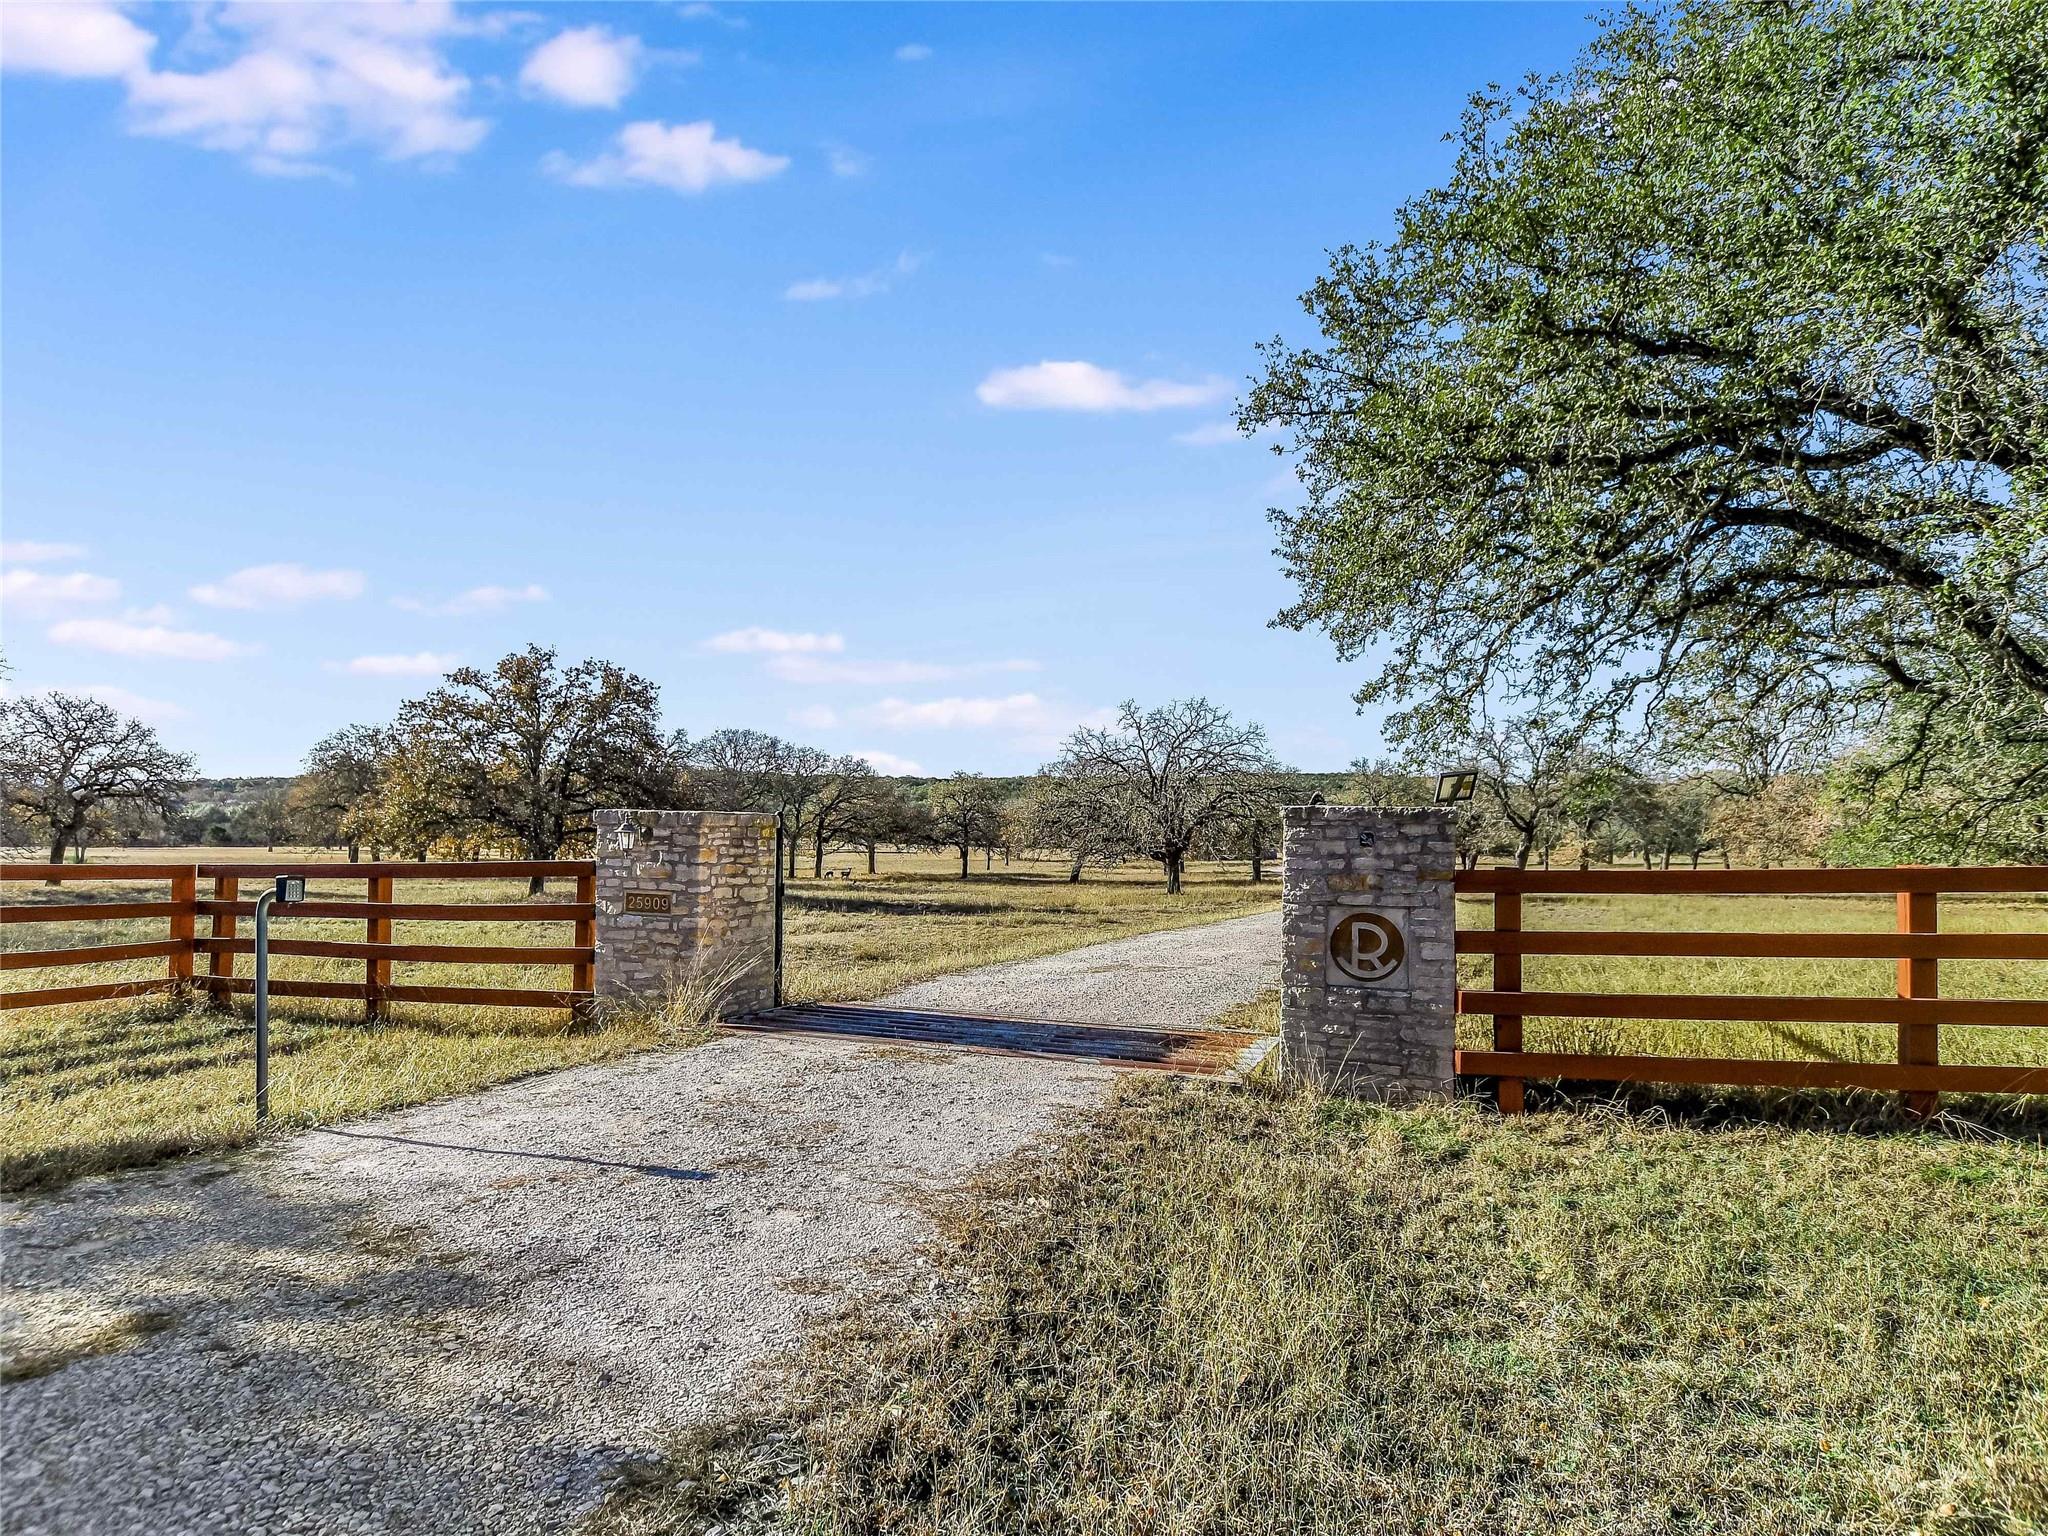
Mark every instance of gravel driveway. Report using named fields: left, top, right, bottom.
left=871, top=908, right=1279, bottom=1027
left=2, top=912, right=1279, bottom=1536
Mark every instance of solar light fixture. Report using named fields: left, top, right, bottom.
left=1434, top=768, right=1479, bottom=805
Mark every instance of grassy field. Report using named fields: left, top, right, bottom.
left=1, top=846, right=1276, bottom=1190
left=780, top=849, right=1279, bottom=1003
left=597, top=1078, right=2048, bottom=1536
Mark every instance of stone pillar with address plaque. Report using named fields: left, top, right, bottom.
left=593, top=808, right=780, bottom=1020
left=1279, top=804, right=1457, bottom=1098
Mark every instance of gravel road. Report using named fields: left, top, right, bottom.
left=872, top=908, right=1279, bottom=1027
left=2, top=912, right=1280, bottom=1536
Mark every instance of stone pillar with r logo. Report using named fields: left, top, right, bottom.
left=1280, top=804, right=1457, bottom=1098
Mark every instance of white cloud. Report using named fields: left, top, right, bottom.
left=768, top=655, right=1038, bottom=686
left=976, top=361, right=1231, bottom=413
left=190, top=562, right=364, bottom=610
left=783, top=249, right=925, bottom=303
left=894, top=43, right=933, bottom=62
left=824, top=142, right=870, bottom=178
left=1, top=568, right=120, bottom=609
left=856, top=749, right=924, bottom=776
left=114, top=3, right=489, bottom=176
left=1, top=540, right=89, bottom=563
left=520, top=25, right=641, bottom=109
left=39, top=683, right=188, bottom=723
left=677, top=4, right=746, bottom=28
left=123, top=603, right=180, bottom=624
left=789, top=704, right=840, bottom=730
left=864, top=693, right=1051, bottom=730
left=391, top=582, right=549, bottom=617
left=0, top=3, right=154, bottom=79
left=704, top=627, right=846, bottom=655
left=330, top=651, right=459, bottom=677
left=543, top=119, right=788, bottom=195
left=48, top=617, right=252, bottom=662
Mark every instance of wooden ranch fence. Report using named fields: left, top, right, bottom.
left=1452, top=865, right=2048, bottom=1114
left=1, top=860, right=597, bottom=1017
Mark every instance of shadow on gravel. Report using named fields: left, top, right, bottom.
left=313, top=1128, right=714, bottom=1181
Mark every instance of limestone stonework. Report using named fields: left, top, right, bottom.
left=593, top=809, right=779, bottom=1020
left=1280, top=805, right=1457, bottom=1098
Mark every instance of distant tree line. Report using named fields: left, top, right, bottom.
left=0, top=642, right=2028, bottom=884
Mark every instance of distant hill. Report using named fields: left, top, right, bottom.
left=175, top=776, right=295, bottom=816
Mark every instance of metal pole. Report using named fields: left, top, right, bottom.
left=772, top=814, right=785, bottom=1008
left=253, top=887, right=275, bottom=1122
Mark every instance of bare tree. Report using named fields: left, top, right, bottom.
left=0, top=692, right=194, bottom=871
left=1434, top=713, right=1596, bottom=870
left=806, top=755, right=883, bottom=877
left=687, top=730, right=833, bottom=876
left=688, top=729, right=793, bottom=812
left=1049, top=698, right=1281, bottom=893
left=1018, top=769, right=1130, bottom=882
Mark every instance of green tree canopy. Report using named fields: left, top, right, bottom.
left=1245, top=0, right=2048, bottom=828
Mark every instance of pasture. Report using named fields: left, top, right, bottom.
left=615, top=1079, right=2048, bottom=1536
left=0, top=846, right=1276, bottom=1190
left=1215, top=890, right=2048, bottom=1089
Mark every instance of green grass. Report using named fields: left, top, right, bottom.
left=2, top=847, right=1279, bottom=1190
left=594, top=1079, right=2048, bottom=1536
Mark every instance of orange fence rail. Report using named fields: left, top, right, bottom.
left=1452, top=865, right=2048, bottom=1114
left=2, top=860, right=597, bottom=1018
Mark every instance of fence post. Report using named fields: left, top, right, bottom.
left=168, top=868, right=197, bottom=996
left=1897, top=886, right=1939, bottom=1119
left=571, top=870, right=596, bottom=1023
left=1279, top=805, right=1457, bottom=1099
left=366, top=874, right=393, bottom=1022
left=207, top=873, right=238, bottom=1007
left=1493, top=890, right=1525, bottom=1114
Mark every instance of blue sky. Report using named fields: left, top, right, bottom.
left=2, top=1, right=1600, bottom=777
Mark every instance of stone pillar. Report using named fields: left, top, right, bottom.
left=1279, top=805, right=1457, bottom=1099
left=593, top=809, right=780, bottom=1020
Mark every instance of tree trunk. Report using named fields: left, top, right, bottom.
left=812, top=831, right=825, bottom=879
left=1068, top=851, right=1084, bottom=882
left=866, top=840, right=877, bottom=875
left=46, top=829, right=67, bottom=885
left=1250, top=844, right=1265, bottom=883
left=958, top=842, right=969, bottom=880
left=1164, top=849, right=1184, bottom=895
left=347, top=842, right=360, bottom=863
left=984, top=848, right=992, bottom=870
left=787, top=837, right=798, bottom=878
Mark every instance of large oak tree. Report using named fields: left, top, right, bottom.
left=381, top=646, right=683, bottom=890
left=1245, top=0, right=2047, bottom=839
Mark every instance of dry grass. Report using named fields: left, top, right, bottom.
left=1452, top=891, right=2048, bottom=1073
left=2, top=846, right=1277, bottom=1190
left=595, top=1079, right=2048, bottom=1536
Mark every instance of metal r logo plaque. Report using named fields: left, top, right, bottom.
left=1327, top=909, right=1407, bottom=988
